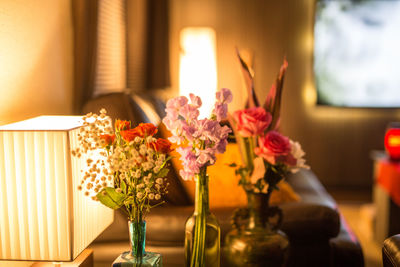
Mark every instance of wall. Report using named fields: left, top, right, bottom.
left=169, top=0, right=400, bottom=189
left=0, top=0, right=73, bottom=125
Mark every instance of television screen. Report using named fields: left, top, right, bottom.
left=314, top=0, right=400, bottom=107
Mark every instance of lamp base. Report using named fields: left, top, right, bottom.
left=32, top=249, right=93, bottom=267
left=112, top=251, right=162, bottom=267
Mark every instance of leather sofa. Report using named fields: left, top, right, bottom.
left=84, top=92, right=364, bottom=267
left=382, top=234, right=400, bottom=267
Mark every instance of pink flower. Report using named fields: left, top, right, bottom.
left=166, top=96, right=188, bottom=109
left=233, top=107, right=272, bottom=137
left=177, top=147, right=201, bottom=180
left=190, top=93, right=202, bottom=108
left=216, top=88, right=233, bottom=103
left=254, top=131, right=291, bottom=165
left=179, top=104, right=199, bottom=121
left=197, top=150, right=215, bottom=165
left=213, top=103, right=228, bottom=122
left=194, top=119, right=218, bottom=141
left=213, top=88, right=233, bottom=121
left=163, top=90, right=233, bottom=180
left=215, top=139, right=228, bottom=154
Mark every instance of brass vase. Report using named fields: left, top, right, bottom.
left=223, top=190, right=289, bottom=267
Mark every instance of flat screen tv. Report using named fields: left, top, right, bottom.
left=314, top=0, right=400, bottom=107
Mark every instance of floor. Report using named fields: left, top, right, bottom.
left=330, top=189, right=382, bottom=267
left=338, top=203, right=381, bottom=267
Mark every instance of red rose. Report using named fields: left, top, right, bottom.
left=233, top=107, right=272, bottom=137
left=100, top=134, right=115, bottom=146
left=120, top=128, right=141, bottom=141
left=115, top=119, right=131, bottom=131
left=149, top=138, right=172, bottom=153
left=254, top=131, right=291, bottom=165
left=136, top=123, right=158, bottom=137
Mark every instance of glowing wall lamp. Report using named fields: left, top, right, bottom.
left=0, top=116, right=113, bottom=263
left=179, top=27, right=217, bottom=118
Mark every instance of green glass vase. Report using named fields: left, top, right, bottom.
left=112, top=220, right=162, bottom=267
left=185, top=170, right=220, bottom=267
left=223, top=190, right=290, bottom=267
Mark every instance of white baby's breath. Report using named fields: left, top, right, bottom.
left=71, top=109, right=172, bottom=221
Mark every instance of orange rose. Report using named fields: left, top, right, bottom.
left=150, top=138, right=172, bottom=153
left=136, top=123, right=158, bottom=137
left=120, top=128, right=141, bottom=141
left=100, top=134, right=115, bottom=146
left=115, top=119, right=131, bottom=131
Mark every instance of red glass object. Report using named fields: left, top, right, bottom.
left=385, top=128, right=400, bottom=160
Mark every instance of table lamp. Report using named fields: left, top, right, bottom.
left=0, top=116, right=113, bottom=264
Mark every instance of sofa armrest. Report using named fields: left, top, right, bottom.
left=329, top=215, right=364, bottom=267
left=281, top=202, right=340, bottom=241
left=383, top=234, right=400, bottom=267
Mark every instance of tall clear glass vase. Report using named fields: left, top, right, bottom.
left=112, top=220, right=162, bottom=267
left=185, top=169, right=221, bottom=267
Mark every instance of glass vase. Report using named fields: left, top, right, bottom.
left=185, top=170, right=220, bottom=267
left=223, top=190, right=290, bottom=267
left=112, top=220, right=162, bottom=267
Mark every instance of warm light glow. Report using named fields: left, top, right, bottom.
left=0, top=1, right=73, bottom=125
left=303, top=82, right=317, bottom=107
left=179, top=27, right=217, bottom=118
left=385, top=128, right=400, bottom=160
left=0, top=116, right=113, bottom=261
left=389, top=136, right=400, bottom=147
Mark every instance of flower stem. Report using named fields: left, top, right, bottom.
left=244, top=137, right=255, bottom=171
left=191, top=167, right=208, bottom=267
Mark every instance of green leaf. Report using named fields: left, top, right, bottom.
left=228, top=162, right=237, bottom=167
left=156, top=168, right=169, bottom=178
left=96, top=187, right=126, bottom=210
left=120, top=180, right=127, bottom=193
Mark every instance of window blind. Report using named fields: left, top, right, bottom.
left=94, top=0, right=127, bottom=95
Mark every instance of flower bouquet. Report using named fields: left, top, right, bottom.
left=71, top=109, right=172, bottom=267
left=162, top=89, right=233, bottom=267
left=224, top=51, right=309, bottom=266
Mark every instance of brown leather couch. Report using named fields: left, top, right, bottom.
left=84, top=92, right=364, bottom=267
left=382, top=234, right=400, bottom=267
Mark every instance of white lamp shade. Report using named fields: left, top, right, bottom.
left=0, top=116, right=113, bottom=261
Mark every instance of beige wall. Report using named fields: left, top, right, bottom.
left=0, top=0, right=73, bottom=125
left=170, top=0, right=400, bottom=189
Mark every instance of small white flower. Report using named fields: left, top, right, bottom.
left=136, top=183, right=144, bottom=189
left=134, top=170, right=141, bottom=178
left=158, top=154, right=166, bottom=162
